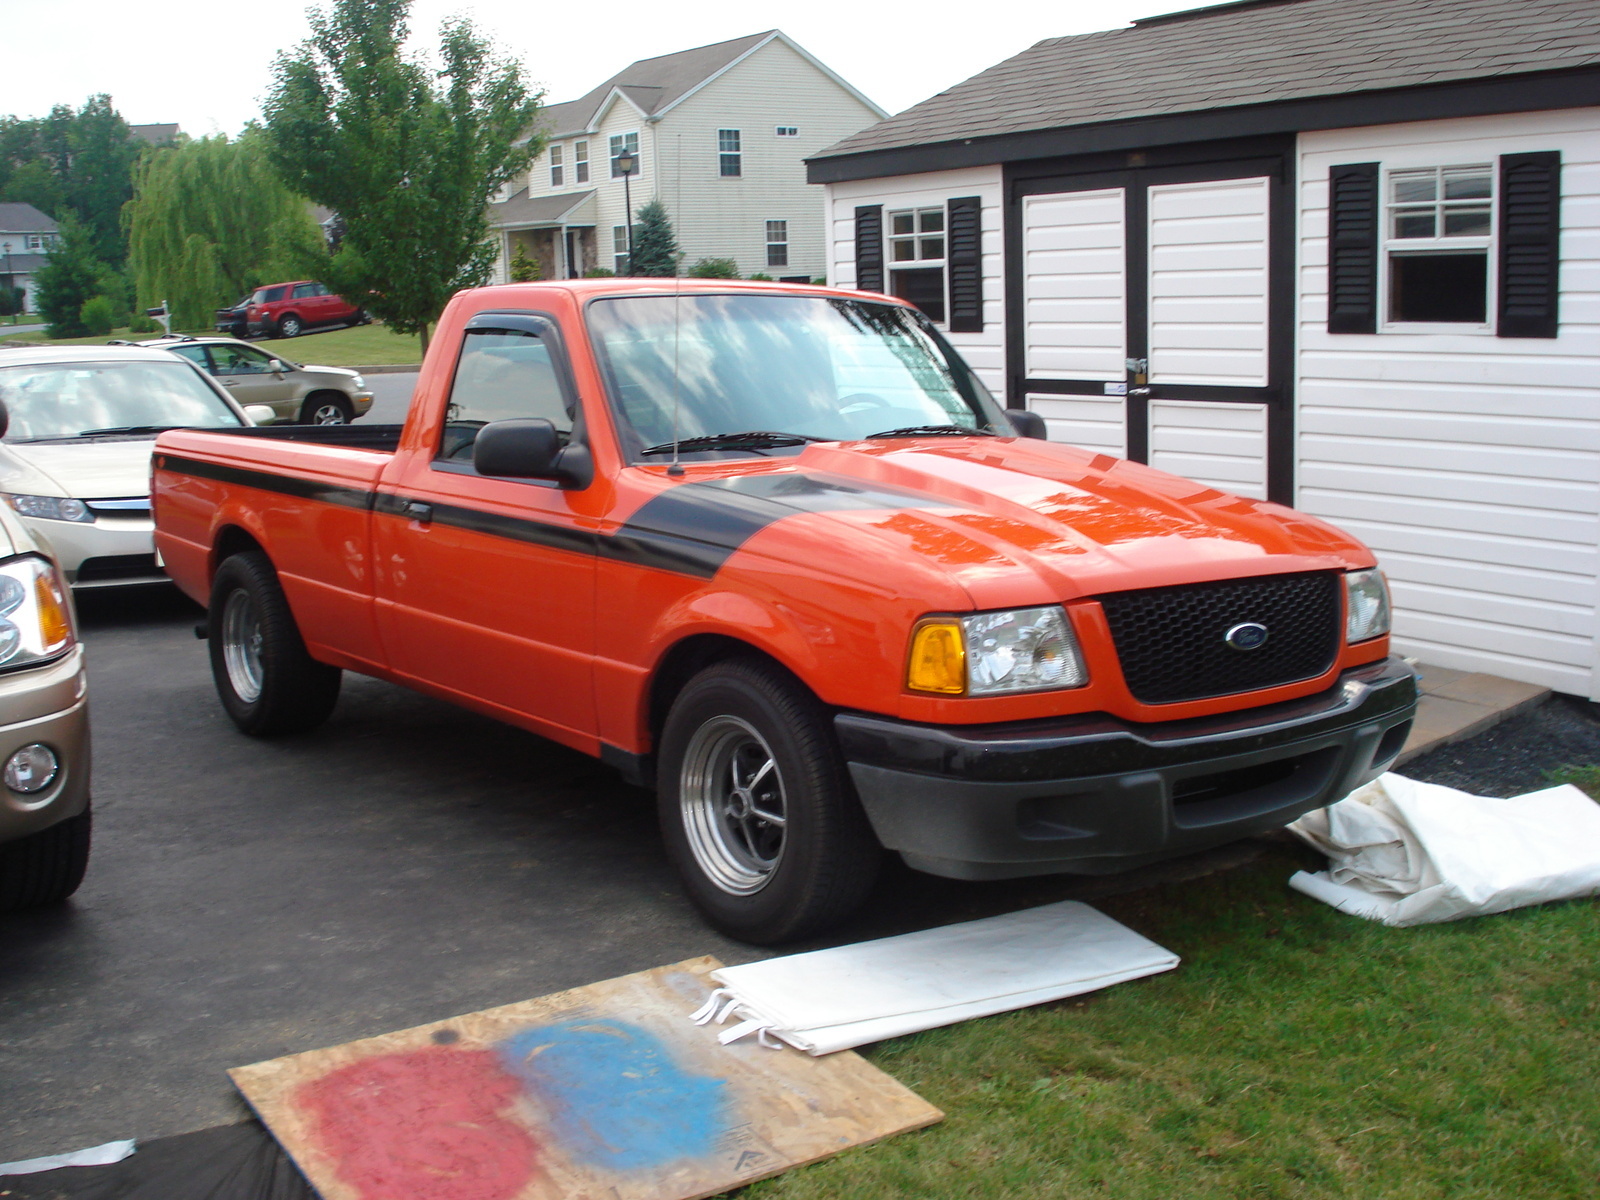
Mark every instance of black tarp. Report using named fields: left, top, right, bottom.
left=2, top=1123, right=314, bottom=1200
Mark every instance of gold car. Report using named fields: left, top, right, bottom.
left=139, top=336, right=375, bottom=425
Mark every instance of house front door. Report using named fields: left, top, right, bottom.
left=1008, top=148, right=1293, bottom=503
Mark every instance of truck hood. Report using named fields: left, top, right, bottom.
left=0, top=438, right=157, bottom=499
left=688, top=438, right=1374, bottom=610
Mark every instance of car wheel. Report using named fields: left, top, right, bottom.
left=657, top=658, right=879, bottom=944
left=348, top=309, right=368, bottom=328
left=208, top=551, right=341, bottom=736
left=0, top=805, right=90, bottom=913
left=300, top=393, right=354, bottom=425
left=277, top=314, right=303, bottom=338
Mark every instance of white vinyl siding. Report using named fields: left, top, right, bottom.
left=1147, top=177, right=1270, bottom=387
left=1149, top=400, right=1268, bottom=498
left=1026, top=394, right=1127, bottom=456
left=1298, top=108, right=1600, bottom=696
left=1021, top=189, right=1127, bottom=382
left=825, top=165, right=1005, bottom=394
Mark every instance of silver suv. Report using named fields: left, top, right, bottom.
left=131, top=336, right=375, bottom=425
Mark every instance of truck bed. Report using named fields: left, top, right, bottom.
left=213, top=423, right=405, bottom=453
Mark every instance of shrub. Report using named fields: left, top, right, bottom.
left=746, top=272, right=773, bottom=282
left=583, top=267, right=615, bottom=278
left=509, top=242, right=540, bottom=282
left=812, top=277, right=827, bottom=286
left=0, top=286, right=24, bottom=318
left=630, top=200, right=681, bottom=277
left=127, top=313, right=161, bottom=334
left=80, top=295, right=115, bottom=337
left=688, top=257, right=739, bottom=279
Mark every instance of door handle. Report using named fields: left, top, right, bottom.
left=403, top=500, right=434, bottom=524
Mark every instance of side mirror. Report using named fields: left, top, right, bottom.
left=0, top=399, right=9, bottom=440
left=268, top=359, right=287, bottom=373
left=1007, top=409, right=1048, bottom=440
left=474, top=417, right=585, bottom=482
left=243, top=404, right=277, bottom=426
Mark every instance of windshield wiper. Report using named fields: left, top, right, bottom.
left=639, top=431, right=826, bottom=456
left=866, top=424, right=996, bottom=439
left=74, top=425, right=181, bottom=437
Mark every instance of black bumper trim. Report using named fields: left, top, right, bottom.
left=835, top=657, right=1417, bottom=881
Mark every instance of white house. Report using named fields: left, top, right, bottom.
left=488, top=30, right=885, bottom=282
left=808, top=0, right=1600, bottom=698
left=0, top=203, right=61, bottom=312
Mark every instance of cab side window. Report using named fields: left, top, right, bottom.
left=210, top=345, right=274, bottom=375
left=437, top=326, right=571, bottom=464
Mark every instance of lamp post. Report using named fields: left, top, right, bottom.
left=615, top=148, right=637, bottom=275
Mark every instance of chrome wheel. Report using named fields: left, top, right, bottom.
left=680, top=715, right=787, bottom=895
left=221, top=588, right=264, bottom=703
left=310, top=402, right=348, bottom=425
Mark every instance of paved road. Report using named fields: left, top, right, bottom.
left=362, top=369, right=417, bottom=424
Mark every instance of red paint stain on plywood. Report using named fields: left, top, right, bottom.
left=295, top=1046, right=539, bottom=1200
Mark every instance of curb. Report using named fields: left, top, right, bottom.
left=348, top=364, right=420, bottom=374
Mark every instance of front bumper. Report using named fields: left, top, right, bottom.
left=0, top=645, right=90, bottom=845
left=837, top=656, right=1417, bottom=881
left=19, top=514, right=166, bottom=589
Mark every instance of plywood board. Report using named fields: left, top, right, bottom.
left=230, top=957, right=942, bottom=1200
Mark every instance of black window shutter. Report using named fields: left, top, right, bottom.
left=855, top=205, right=884, bottom=294
left=946, top=196, right=983, bottom=333
left=1328, top=162, right=1379, bottom=334
left=1498, top=151, right=1561, bottom=339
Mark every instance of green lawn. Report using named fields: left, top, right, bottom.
left=0, top=320, right=423, bottom=367
left=745, top=842, right=1598, bottom=1199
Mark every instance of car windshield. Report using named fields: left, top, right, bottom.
left=0, top=360, right=244, bottom=441
left=587, top=293, right=1003, bottom=460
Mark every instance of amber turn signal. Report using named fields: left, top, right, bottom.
left=907, top=619, right=965, bottom=694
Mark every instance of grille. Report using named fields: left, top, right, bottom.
left=75, top=554, right=163, bottom=583
left=1098, top=571, right=1340, bottom=704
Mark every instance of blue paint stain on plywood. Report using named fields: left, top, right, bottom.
left=497, top=1019, right=729, bottom=1171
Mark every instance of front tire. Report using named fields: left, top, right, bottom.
left=300, top=393, right=353, bottom=425
left=208, top=552, right=341, bottom=736
left=277, top=313, right=303, bottom=338
left=658, top=659, right=879, bottom=944
left=0, top=806, right=90, bottom=913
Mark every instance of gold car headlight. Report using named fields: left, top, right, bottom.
left=909, top=606, right=1087, bottom=696
left=0, top=555, right=75, bottom=672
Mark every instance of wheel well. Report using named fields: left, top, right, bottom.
left=648, top=634, right=795, bottom=746
left=211, top=525, right=264, bottom=581
left=303, top=389, right=349, bottom=410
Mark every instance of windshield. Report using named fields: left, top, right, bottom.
left=0, top=360, right=244, bottom=442
left=588, top=294, right=1003, bottom=460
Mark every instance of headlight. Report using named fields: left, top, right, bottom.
left=6, top=494, right=93, bottom=523
left=908, top=605, right=1087, bottom=696
left=1345, top=568, right=1392, bottom=643
left=350, top=375, right=366, bottom=389
left=0, top=555, right=74, bottom=671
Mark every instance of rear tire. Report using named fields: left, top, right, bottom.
left=657, top=659, right=879, bottom=944
left=208, top=552, right=341, bottom=736
left=0, top=805, right=90, bottom=913
left=300, top=393, right=353, bottom=425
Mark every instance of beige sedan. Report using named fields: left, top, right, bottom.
left=140, top=336, right=374, bottom=425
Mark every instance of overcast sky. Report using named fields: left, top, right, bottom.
left=0, top=0, right=1202, bottom=135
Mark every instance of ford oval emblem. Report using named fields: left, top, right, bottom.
left=1225, top=622, right=1269, bottom=651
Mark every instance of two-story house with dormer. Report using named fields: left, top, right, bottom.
left=488, top=31, right=885, bottom=282
left=0, top=204, right=61, bottom=312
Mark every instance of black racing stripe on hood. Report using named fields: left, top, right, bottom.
left=615, top=472, right=948, bottom=577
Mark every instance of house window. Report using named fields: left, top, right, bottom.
left=766, top=220, right=788, bottom=268
left=887, top=208, right=946, bottom=323
left=1384, top=164, right=1493, bottom=326
left=718, top=129, right=741, bottom=177
left=775, top=126, right=798, bottom=138
left=25, top=235, right=43, bottom=250
left=609, top=133, right=639, bottom=178
left=574, top=141, right=589, bottom=184
left=613, top=225, right=630, bottom=274
left=549, top=144, right=564, bottom=188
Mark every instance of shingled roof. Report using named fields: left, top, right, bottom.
left=0, top=203, right=59, bottom=235
left=812, top=0, right=1600, bottom=168
left=536, top=32, right=777, bottom=138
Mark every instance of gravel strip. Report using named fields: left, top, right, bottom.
left=1401, top=694, right=1600, bottom=797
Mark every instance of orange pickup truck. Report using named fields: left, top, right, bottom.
left=153, top=279, right=1415, bottom=943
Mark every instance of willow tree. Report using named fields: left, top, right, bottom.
left=124, top=131, right=322, bottom=331
left=263, top=0, right=542, bottom=352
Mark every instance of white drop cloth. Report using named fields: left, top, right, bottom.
left=1287, top=772, right=1600, bottom=926
left=691, top=900, right=1178, bottom=1055
left=0, top=1139, right=136, bottom=1175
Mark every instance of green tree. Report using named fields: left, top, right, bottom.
left=0, top=98, right=138, bottom=264
left=125, top=131, right=323, bottom=330
left=33, top=216, right=104, bottom=337
left=79, top=294, right=114, bottom=336
left=688, top=257, right=740, bottom=279
left=509, top=241, right=540, bottom=282
left=629, top=200, right=679, bottom=277
left=0, top=286, right=24, bottom=318
left=264, top=0, right=543, bottom=352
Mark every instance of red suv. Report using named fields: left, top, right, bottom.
left=240, top=281, right=367, bottom=339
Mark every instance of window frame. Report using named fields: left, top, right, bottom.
left=609, top=132, right=639, bottom=179
left=774, top=126, right=799, bottom=138
left=549, top=144, right=564, bottom=188
left=718, top=129, right=742, bottom=178
left=1378, top=162, right=1497, bottom=334
left=765, top=220, right=789, bottom=268
left=613, top=225, right=630, bottom=274
left=574, top=140, right=589, bottom=184
left=886, top=206, right=949, bottom=325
